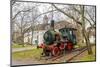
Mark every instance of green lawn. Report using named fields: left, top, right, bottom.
left=12, top=48, right=43, bottom=60
left=12, top=43, right=34, bottom=48
left=12, top=44, right=24, bottom=48
left=80, top=46, right=96, bottom=61
left=80, top=55, right=95, bottom=61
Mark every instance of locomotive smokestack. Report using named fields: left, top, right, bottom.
left=50, top=20, right=54, bottom=30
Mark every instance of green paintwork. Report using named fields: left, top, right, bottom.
left=59, top=28, right=77, bottom=45
left=43, top=28, right=77, bottom=45
left=43, top=30, right=56, bottom=45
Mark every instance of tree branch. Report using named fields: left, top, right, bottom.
left=73, top=6, right=95, bottom=27
left=86, top=9, right=95, bottom=23
left=52, top=4, right=82, bottom=26
left=33, top=7, right=66, bottom=21
left=12, top=7, right=35, bottom=21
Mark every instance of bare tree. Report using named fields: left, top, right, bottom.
left=13, top=12, right=32, bottom=46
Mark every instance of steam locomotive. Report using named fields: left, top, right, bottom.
left=39, top=20, right=77, bottom=56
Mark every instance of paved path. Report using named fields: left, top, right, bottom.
left=12, top=47, right=37, bottom=52
left=12, top=60, right=42, bottom=66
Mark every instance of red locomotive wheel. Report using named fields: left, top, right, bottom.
left=52, top=47, right=60, bottom=56
left=40, top=43, right=45, bottom=48
left=67, top=42, right=73, bottom=50
left=59, top=43, right=64, bottom=50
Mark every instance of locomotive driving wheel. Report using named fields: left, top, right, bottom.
left=52, top=46, right=60, bottom=56
left=67, top=42, right=73, bottom=50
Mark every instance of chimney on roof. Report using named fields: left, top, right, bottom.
left=43, top=15, right=48, bottom=24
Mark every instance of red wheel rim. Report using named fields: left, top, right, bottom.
left=52, top=47, right=60, bottom=56
left=67, top=43, right=73, bottom=50
left=59, top=44, right=64, bottom=50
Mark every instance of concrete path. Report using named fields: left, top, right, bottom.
left=12, top=47, right=37, bottom=52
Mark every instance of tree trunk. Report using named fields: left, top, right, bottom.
left=31, top=31, right=33, bottom=45
left=76, top=24, right=84, bottom=47
left=31, top=29, right=34, bottom=45
left=21, top=33, right=25, bottom=47
left=81, top=6, right=93, bottom=55
left=82, top=29, right=93, bottom=54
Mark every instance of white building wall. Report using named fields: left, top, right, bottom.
left=24, top=30, right=46, bottom=45
left=89, top=36, right=95, bottom=44
left=24, top=32, right=32, bottom=43
left=24, top=29, right=61, bottom=45
left=38, top=31, right=45, bottom=45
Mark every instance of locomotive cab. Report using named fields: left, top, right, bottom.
left=59, top=28, right=77, bottom=45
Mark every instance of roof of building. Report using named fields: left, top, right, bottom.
left=34, top=20, right=76, bottom=31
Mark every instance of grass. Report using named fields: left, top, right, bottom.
left=12, top=44, right=24, bottom=48
left=74, top=43, right=86, bottom=48
left=80, top=55, right=95, bottom=61
left=12, top=43, right=34, bottom=48
left=80, top=46, right=96, bottom=61
left=12, top=48, right=43, bottom=60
